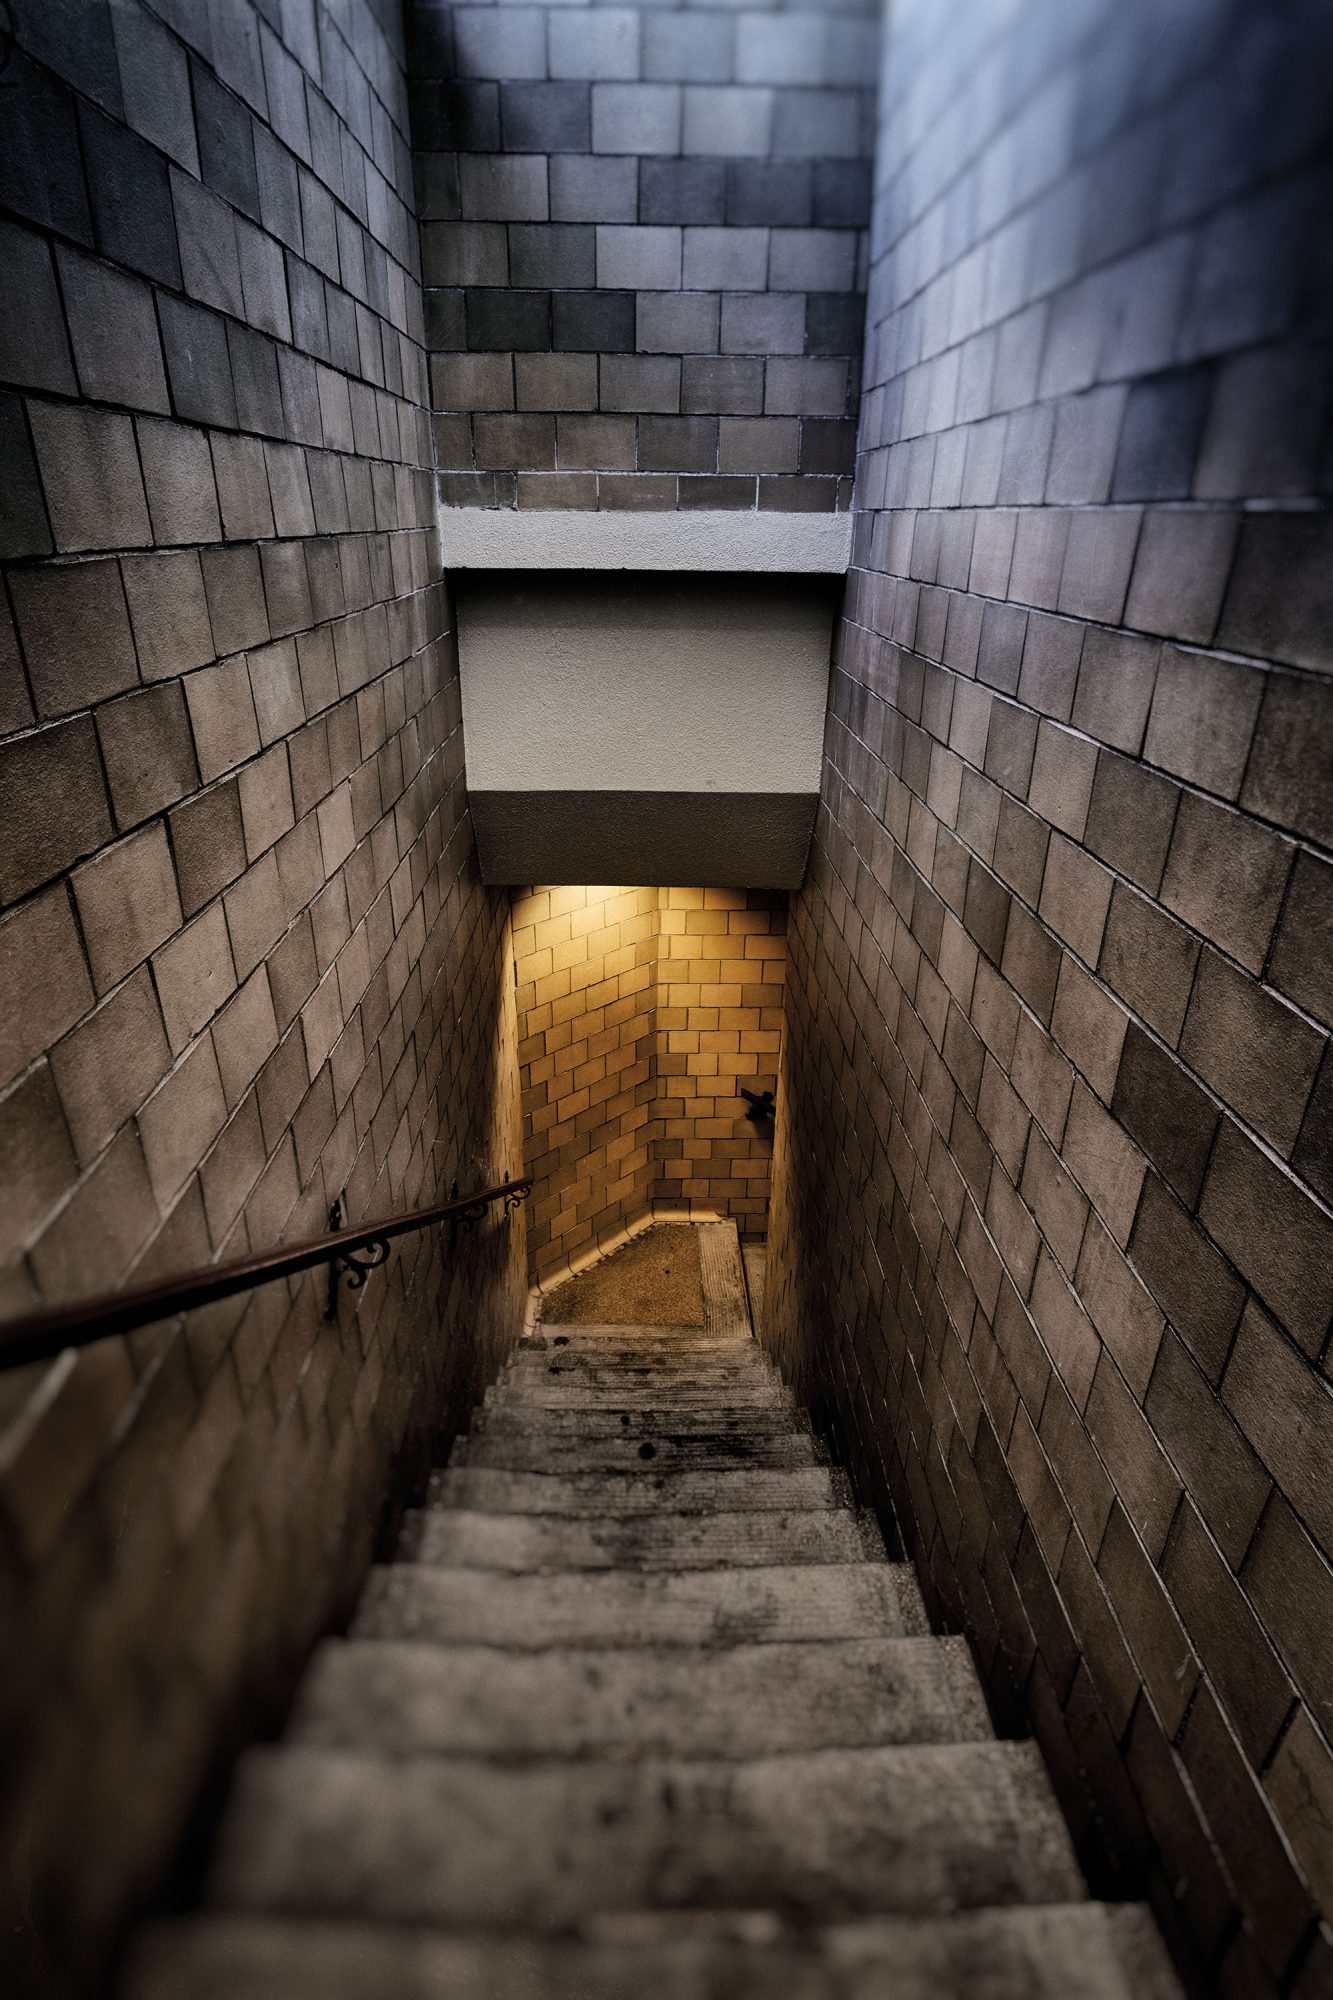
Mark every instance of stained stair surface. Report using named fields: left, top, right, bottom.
left=123, top=1222, right=1181, bottom=1999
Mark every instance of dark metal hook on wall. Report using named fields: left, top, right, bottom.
left=740, top=1086, right=776, bottom=1124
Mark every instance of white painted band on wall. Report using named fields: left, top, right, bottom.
left=437, top=506, right=854, bottom=573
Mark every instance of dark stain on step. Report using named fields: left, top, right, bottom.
left=638, top=1442, right=657, bottom=1459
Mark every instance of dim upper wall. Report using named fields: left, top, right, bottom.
left=408, top=0, right=878, bottom=514
left=457, top=572, right=835, bottom=884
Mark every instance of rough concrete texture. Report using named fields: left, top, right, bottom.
left=763, top=1, right=1333, bottom=1987
left=123, top=1220, right=1182, bottom=1999
left=542, top=1221, right=705, bottom=1323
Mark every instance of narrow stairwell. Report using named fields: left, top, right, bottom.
left=124, top=1224, right=1181, bottom=1999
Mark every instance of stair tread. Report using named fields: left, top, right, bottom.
left=429, top=1464, right=856, bottom=1514
left=124, top=1904, right=1181, bottom=2000
left=455, top=1426, right=823, bottom=1472
left=400, top=1503, right=886, bottom=1569
left=490, top=1379, right=795, bottom=1410
left=473, top=1403, right=807, bottom=1435
left=291, top=1635, right=991, bottom=1757
left=353, top=1560, right=925, bottom=1646
left=205, top=1741, right=1086, bottom=1928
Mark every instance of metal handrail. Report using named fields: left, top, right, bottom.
left=0, top=1175, right=532, bottom=1372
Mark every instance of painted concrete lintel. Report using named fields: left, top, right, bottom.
left=437, top=506, right=853, bottom=574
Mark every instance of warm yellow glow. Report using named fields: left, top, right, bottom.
left=512, top=886, right=786, bottom=1281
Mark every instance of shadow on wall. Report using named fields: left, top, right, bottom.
left=513, top=885, right=786, bottom=1282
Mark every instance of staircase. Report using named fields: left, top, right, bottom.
left=124, top=1224, right=1180, bottom=1999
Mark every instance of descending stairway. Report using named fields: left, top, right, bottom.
left=125, top=1224, right=1181, bottom=1999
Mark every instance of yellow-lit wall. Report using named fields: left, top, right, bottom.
left=513, top=886, right=786, bottom=1281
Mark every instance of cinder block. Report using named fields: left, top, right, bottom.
left=596, top=224, right=681, bottom=291
left=171, top=780, right=248, bottom=919
left=185, top=656, right=263, bottom=784
left=9, top=560, right=138, bottom=719
left=721, top=293, right=805, bottom=355
left=460, top=154, right=548, bottom=223
left=639, top=158, right=725, bottom=228
left=557, top=414, right=636, bottom=471
left=49, top=968, right=171, bottom=1168
left=501, top=82, right=591, bottom=154
left=683, top=355, right=764, bottom=414
left=719, top=416, right=799, bottom=474
left=97, top=684, right=200, bottom=830
left=550, top=10, right=641, bottom=83
left=515, top=353, right=599, bottom=411
left=28, top=402, right=152, bottom=552
left=454, top=7, right=546, bottom=81
left=1219, top=511, right=1333, bottom=676
left=592, top=84, right=681, bottom=157
left=550, top=155, right=638, bottom=224
left=1071, top=628, right=1160, bottom=757
left=553, top=290, right=635, bottom=353
left=769, top=229, right=858, bottom=292
left=683, top=226, right=767, bottom=292
left=421, top=222, right=509, bottom=288
left=201, top=545, right=269, bottom=656
left=683, top=86, right=773, bottom=158
left=0, top=884, right=93, bottom=1093
left=0, top=220, right=76, bottom=393
left=1240, top=667, right=1333, bottom=849
left=110, top=0, right=198, bottom=172
left=510, top=223, right=596, bottom=289
left=80, top=98, right=182, bottom=283
left=432, top=352, right=514, bottom=412
left=638, top=416, right=717, bottom=473
left=643, top=12, right=732, bottom=85
left=191, top=62, right=259, bottom=222
left=227, top=322, right=284, bottom=436
left=73, top=821, right=182, bottom=994
left=728, top=161, right=813, bottom=228
left=765, top=357, right=848, bottom=417
left=473, top=412, right=557, bottom=470
left=637, top=293, right=719, bottom=355
left=210, top=433, right=276, bottom=539
left=600, top=354, right=680, bottom=414
left=771, top=88, right=861, bottom=160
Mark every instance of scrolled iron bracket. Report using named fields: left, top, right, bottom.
left=449, top=1175, right=531, bottom=1242
left=326, top=1196, right=390, bottom=1318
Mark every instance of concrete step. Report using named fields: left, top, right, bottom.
left=205, top=1741, right=1085, bottom=1929
left=353, top=1561, right=923, bottom=1647
left=290, top=1636, right=990, bottom=1759
left=124, top=1904, right=1182, bottom=2000
left=489, top=1374, right=795, bottom=1412
left=400, top=1502, right=887, bottom=1570
left=428, top=1463, right=857, bottom=1515
left=508, top=1341, right=778, bottom=1369
left=454, top=1423, right=823, bottom=1474
left=474, top=1402, right=807, bottom=1434
left=527, top=1328, right=760, bottom=1356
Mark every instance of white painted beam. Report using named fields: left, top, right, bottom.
left=437, top=507, right=853, bottom=574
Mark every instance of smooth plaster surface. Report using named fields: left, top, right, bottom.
left=457, top=575, right=834, bottom=796
left=437, top=509, right=854, bottom=573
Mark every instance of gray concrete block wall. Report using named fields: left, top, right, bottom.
left=410, top=0, right=877, bottom=512
left=764, top=0, right=1333, bottom=1991
left=0, top=2, right=526, bottom=1988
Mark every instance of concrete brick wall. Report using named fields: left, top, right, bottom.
left=409, top=0, right=877, bottom=512
left=765, top=0, right=1333, bottom=1990
left=515, top=885, right=784, bottom=1279
left=0, top=4, right=525, bottom=1988
left=514, top=883, right=658, bottom=1275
